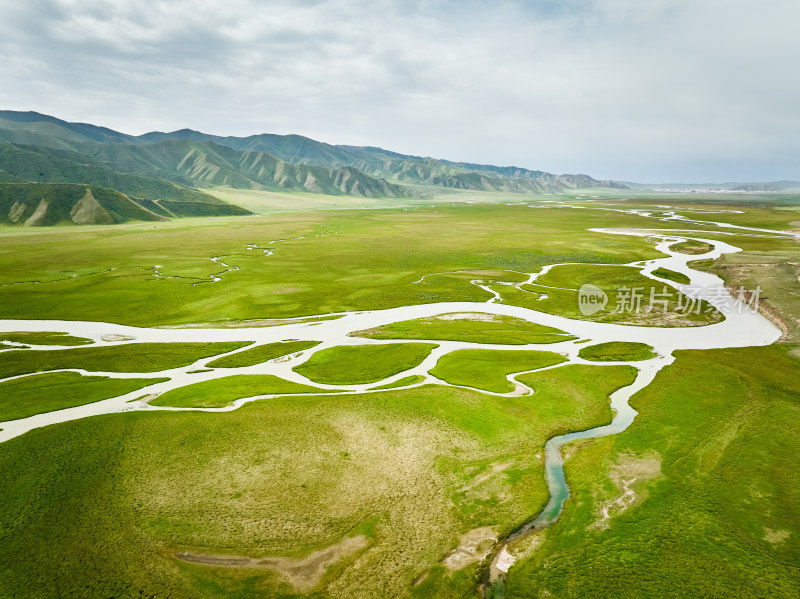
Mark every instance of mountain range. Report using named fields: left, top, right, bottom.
left=0, top=110, right=629, bottom=226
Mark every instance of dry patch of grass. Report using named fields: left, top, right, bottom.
left=176, top=534, right=369, bottom=593
left=443, top=527, right=497, bottom=570
left=590, top=452, right=662, bottom=530
left=763, top=528, right=791, bottom=545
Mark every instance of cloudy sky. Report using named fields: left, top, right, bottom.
left=1, top=0, right=798, bottom=182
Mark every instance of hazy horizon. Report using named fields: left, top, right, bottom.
left=1, top=0, right=798, bottom=183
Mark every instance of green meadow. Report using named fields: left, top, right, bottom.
left=504, top=346, right=800, bottom=599
left=0, top=204, right=668, bottom=326
left=0, top=365, right=631, bottom=599
left=1, top=197, right=799, bottom=598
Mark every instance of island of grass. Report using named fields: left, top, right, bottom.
left=0, top=342, right=252, bottom=379
left=651, top=267, right=690, bottom=285
left=670, top=239, right=714, bottom=255
left=149, top=375, right=335, bottom=408
left=0, top=372, right=168, bottom=421
left=0, top=342, right=24, bottom=351
left=351, top=312, right=575, bottom=345
left=578, top=342, right=657, bottom=362
left=206, top=340, right=320, bottom=368
left=430, top=349, right=567, bottom=393
left=293, top=343, right=437, bottom=385
left=0, top=331, right=93, bottom=346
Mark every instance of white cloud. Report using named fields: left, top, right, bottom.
left=0, top=0, right=798, bottom=181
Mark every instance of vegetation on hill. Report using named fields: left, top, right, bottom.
left=0, top=114, right=415, bottom=203
left=0, top=140, right=236, bottom=206
left=0, top=183, right=166, bottom=226
left=0, top=139, right=252, bottom=223
left=0, top=110, right=628, bottom=198
left=138, top=127, right=626, bottom=193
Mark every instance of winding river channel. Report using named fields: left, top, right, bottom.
left=0, top=205, right=792, bottom=595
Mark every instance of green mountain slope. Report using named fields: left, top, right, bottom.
left=0, top=183, right=165, bottom=226
left=0, top=111, right=134, bottom=144
left=138, top=128, right=626, bottom=192
left=80, top=139, right=414, bottom=197
left=0, top=140, right=248, bottom=210
left=0, top=110, right=628, bottom=198
left=0, top=112, right=415, bottom=199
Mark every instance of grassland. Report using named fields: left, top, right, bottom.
left=0, top=364, right=633, bottom=599
left=0, top=331, right=93, bottom=345
left=501, top=264, right=720, bottom=326
left=0, top=372, right=168, bottom=421
left=150, top=375, right=335, bottom=408
left=2, top=196, right=800, bottom=598
left=293, top=343, right=437, bottom=385
left=0, top=342, right=251, bottom=379
left=206, top=341, right=320, bottom=368
left=0, top=204, right=667, bottom=326
left=504, top=346, right=800, bottom=598
left=352, top=313, right=574, bottom=345
left=578, top=342, right=657, bottom=362
left=430, top=349, right=567, bottom=393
